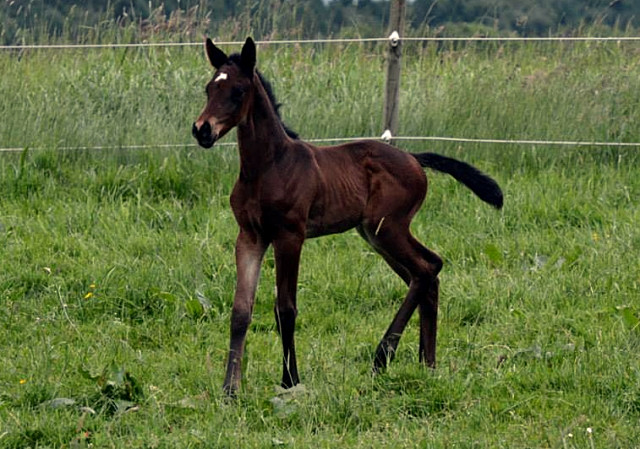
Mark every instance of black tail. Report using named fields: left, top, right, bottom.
left=413, top=152, right=503, bottom=209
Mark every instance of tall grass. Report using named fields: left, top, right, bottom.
left=0, top=36, right=639, bottom=447
left=3, top=39, right=640, bottom=162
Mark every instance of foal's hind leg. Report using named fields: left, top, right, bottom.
left=360, top=222, right=442, bottom=372
left=415, top=246, right=441, bottom=367
left=357, top=226, right=410, bottom=286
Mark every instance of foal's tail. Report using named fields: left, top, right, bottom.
left=413, top=152, right=503, bottom=209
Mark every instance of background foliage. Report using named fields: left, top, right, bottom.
left=2, top=0, right=640, bottom=45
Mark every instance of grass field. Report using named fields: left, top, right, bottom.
left=1, top=37, right=640, bottom=448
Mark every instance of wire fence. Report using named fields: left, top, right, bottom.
left=2, top=34, right=640, bottom=152
left=3, top=35, right=640, bottom=50
left=3, top=136, right=640, bottom=154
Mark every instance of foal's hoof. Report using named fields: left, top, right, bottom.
left=372, top=344, right=395, bottom=374
left=419, top=353, right=437, bottom=369
left=372, top=356, right=390, bottom=374
left=280, top=378, right=299, bottom=390
left=222, top=385, right=238, bottom=400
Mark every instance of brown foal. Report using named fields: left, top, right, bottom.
left=192, top=37, right=503, bottom=396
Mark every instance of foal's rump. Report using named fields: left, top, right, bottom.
left=310, top=139, right=504, bottom=207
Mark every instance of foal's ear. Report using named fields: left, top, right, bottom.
left=240, top=37, right=256, bottom=75
left=205, top=38, right=228, bottom=69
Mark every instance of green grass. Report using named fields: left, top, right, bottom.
left=1, top=39, right=640, bottom=448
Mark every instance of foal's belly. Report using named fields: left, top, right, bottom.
left=304, top=181, right=368, bottom=238
left=305, top=216, right=360, bottom=239
left=305, top=198, right=364, bottom=238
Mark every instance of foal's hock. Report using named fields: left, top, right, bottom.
left=192, top=37, right=503, bottom=396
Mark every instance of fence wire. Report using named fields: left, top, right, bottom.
left=2, top=35, right=640, bottom=50
left=3, top=136, right=640, bottom=154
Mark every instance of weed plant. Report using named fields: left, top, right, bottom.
left=0, top=35, right=639, bottom=447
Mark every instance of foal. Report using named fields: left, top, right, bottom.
left=192, top=38, right=503, bottom=395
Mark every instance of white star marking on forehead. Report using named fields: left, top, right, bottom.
left=215, top=72, right=228, bottom=83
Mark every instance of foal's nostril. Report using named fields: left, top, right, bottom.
left=200, top=121, right=212, bottom=137
left=192, top=121, right=212, bottom=139
left=192, top=121, right=216, bottom=148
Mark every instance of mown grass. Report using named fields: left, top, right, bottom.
left=1, top=38, right=639, bottom=448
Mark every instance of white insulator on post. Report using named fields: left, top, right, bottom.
left=389, top=31, right=400, bottom=47
left=381, top=130, right=393, bottom=142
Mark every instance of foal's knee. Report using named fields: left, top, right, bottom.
left=230, top=307, right=252, bottom=337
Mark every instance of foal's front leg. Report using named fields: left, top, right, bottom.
left=272, top=233, right=304, bottom=389
left=223, top=230, right=267, bottom=396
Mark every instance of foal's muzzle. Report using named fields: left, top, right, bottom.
left=192, top=121, right=217, bottom=149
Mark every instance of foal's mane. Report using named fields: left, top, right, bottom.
left=228, top=53, right=299, bottom=140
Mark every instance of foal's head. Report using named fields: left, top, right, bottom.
left=192, top=37, right=257, bottom=148
left=192, top=37, right=298, bottom=148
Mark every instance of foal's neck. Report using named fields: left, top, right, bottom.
left=236, top=74, right=291, bottom=181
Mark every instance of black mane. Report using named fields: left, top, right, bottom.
left=228, top=53, right=299, bottom=140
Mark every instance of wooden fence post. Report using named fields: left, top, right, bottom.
left=382, top=0, right=406, bottom=145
